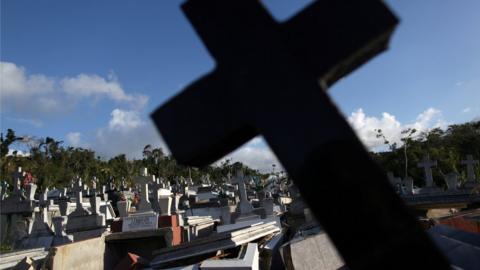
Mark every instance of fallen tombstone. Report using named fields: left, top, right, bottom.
left=150, top=221, right=280, bottom=268
left=0, top=248, right=49, bottom=270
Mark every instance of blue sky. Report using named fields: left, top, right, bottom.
left=1, top=0, right=479, bottom=171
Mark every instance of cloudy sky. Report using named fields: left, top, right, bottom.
left=1, top=0, right=479, bottom=172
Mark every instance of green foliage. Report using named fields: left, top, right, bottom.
left=372, top=121, right=480, bottom=187
left=0, top=129, right=266, bottom=191
left=0, top=243, right=12, bottom=253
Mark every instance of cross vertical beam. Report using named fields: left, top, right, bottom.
left=151, top=1, right=450, bottom=268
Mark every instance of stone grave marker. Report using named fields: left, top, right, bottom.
left=133, top=168, right=155, bottom=213
left=69, top=177, right=89, bottom=217
left=122, top=168, right=159, bottom=232
left=66, top=177, right=105, bottom=236
left=122, top=213, right=158, bottom=232
left=149, top=178, right=163, bottom=213
left=11, top=167, right=25, bottom=201
left=462, top=155, right=479, bottom=188
left=417, top=155, right=437, bottom=188
left=17, top=198, right=54, bottom=249
left=231, top=170, right=259, bottom=222
left=117, top=200, right=131, bottom=218
left=25, top=183, right=37, bottom=201
left=150, top=0, right=449, bottom=268
left=158, top=188, right=172, bottom=216
left=403, top=177, right=414, bottom=195
left=51, top=216, right=73, bottom=246
left=443, top=172, right=459, bottom=191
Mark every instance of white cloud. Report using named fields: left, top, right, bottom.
left=7, top=149, right=30, bottom=157
left=462, top=107, right=472, bottom=113
left=216, top=137, right=282, bottom=173
left=409, top=107, right=445, bottom=131
left=0, top=62, right=54, bottom=97
left=65, top=132, right=88, bottom=148
left=90, top=108, right=281, bottom=172
left=93, top=109, right=164, bottom=159
left=61, top=73, right=148, bottom=109
left=0, top=61, right=59, bottom=117
left=348, top=107, right=445, bottom=149
left=1, top=61, right=148, bottom=125
left=108, top=109, right=143, bottom=130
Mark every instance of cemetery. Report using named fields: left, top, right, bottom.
left=1, top=0, right=480, bottom=270
left=1, top=152, right=479, bottom=269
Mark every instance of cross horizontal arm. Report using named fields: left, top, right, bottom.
left=282, top=0, right=398, bottom=87
left=151, top=70, right=257, bottom=166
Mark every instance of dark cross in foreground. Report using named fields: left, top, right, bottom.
left=152, top=0, right=449, bottom=268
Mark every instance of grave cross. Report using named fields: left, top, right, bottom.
left=68, top=177, right=90, bottom=217
left=461, top=155, right=479, bottom=182
left=12, top=167, right=24, bottom=196
left=133, top=168, right=155, bottom=213
left=151, top=0, right=449, bottom=268
left=231, top=170, right=253, bottom=214
left=417, top=155, right=437, bottom=187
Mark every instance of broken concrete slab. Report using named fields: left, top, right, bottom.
left=280, top=231, right=344, bottom=270
left=200, top=243, right=259, bottom=270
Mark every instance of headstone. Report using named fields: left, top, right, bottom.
left=90, top=196, right=101, bottom=215
left=231, top=170, right=259, bottom=222
left=117, top=200, right=131, bottom=218
left=462, top=155, right=479, bottom=188
left=39, top=188, right=49, bottom=207
left=60, top=187, right=67, bottom=198
left=11, top=167, right=25, bottom=201
left=1, top=173, right=35, bottom=214
left=149, top=1, right=449, bottom=268
left=232, top=170, right=254, bottom=214
left=443, top=172, right=459, bottom=191
left=171, top=194, right=181, bottom=214
left=16, top=204, right=54, bottom=249
left=58, top=200, right=70, bottom=216
left=122, top=213, right=158, bottom=232
left=69, top=177, right=89, bottom=217
left=403, top=177, right=414, bottom=195
left=29, top=207, right=53, bottom=237
left=158, top=191, right=172, bottom=216
left=25, top=183, right=37, bottom=201
left=417, top=155, right=437, bottom=187
left=133, top=168, right=155, bottom=213
left=66, top=177, right=105, bottom=235
left=261, top=197, right=274, bottom=216
left=100, top=200, right=117, bottom=221
left=51, top=216, right=73, bottom=246
left=149, top=179, right=163, bottom=213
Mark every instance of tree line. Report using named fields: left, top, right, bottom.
left=1, top=120, right=479, bottom=191
left=0, top=129, right=264, bottom=192
left=371, top=120, right=480, bottom=187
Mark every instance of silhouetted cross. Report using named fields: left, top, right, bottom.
left=152, top=0, right=449, bottom=268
